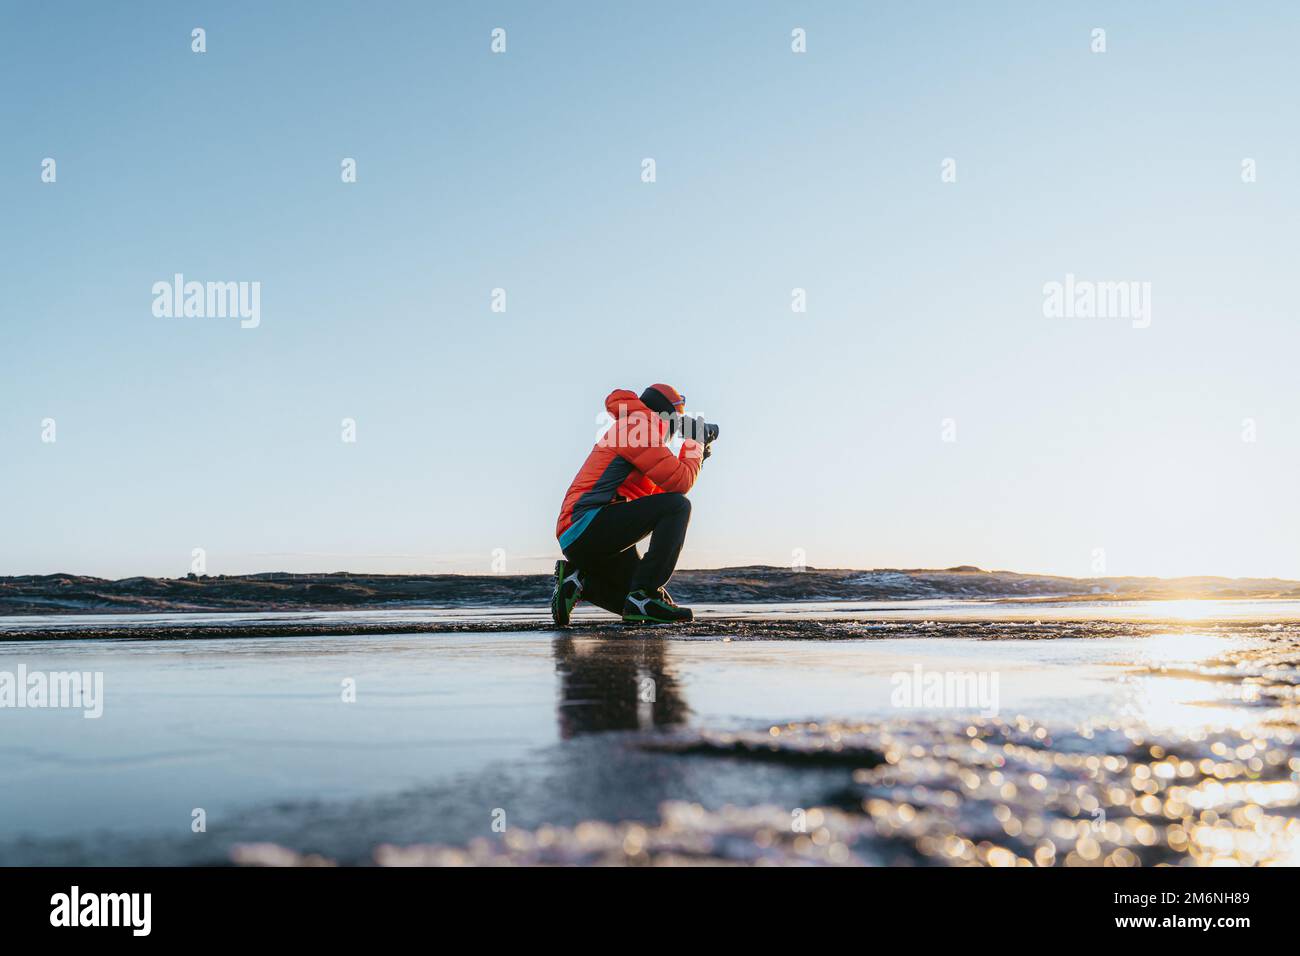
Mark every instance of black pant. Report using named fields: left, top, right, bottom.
left=562, top=493, right=692, bottom=614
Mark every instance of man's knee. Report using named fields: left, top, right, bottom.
left=663, top=493, right=691, bottom=516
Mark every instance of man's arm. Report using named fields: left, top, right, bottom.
left=618, top=419, right=702, bottom=494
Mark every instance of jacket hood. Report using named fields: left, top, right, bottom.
left=605, top=388, right=646, bottom=416
left=604, top=389, right=669, bottom=437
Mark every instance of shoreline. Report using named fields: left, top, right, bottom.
left=5, top=613, right=1300, bottom=642
left=8, top=566, right=1300, bottom=618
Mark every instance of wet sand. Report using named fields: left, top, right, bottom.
left=1, top=603, right=1297, bottom=866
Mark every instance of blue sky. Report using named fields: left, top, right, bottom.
left=4, top=2, right=1300, bottom=580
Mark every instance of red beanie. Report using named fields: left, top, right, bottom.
left=640, top=384, right=683, bottom=414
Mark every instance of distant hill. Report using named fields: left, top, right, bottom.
left=3, top=566, right=1300, bottom=615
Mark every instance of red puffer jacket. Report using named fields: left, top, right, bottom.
left=555, top=388, right=703, bottom=546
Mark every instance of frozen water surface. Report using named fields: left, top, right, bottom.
left=1, top=601, right=1297, bottom=865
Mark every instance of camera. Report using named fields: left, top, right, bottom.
left=680, top=415, right=719, bottom=445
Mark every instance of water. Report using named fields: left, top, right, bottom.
left=1, top=601, right=1297, bottom=865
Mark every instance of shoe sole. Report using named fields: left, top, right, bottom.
left=551, top=560, right=571, bottom=627
left=621, top=615, right=692, bottom=625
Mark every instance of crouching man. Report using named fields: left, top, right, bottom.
left=551, top=384, right=715, bottom=625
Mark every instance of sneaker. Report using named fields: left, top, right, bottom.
left=655, top=587, right=680, bottom=607
left=550, top=559, right=583, bottom=627
left=622, top=588, right=693, bottom=624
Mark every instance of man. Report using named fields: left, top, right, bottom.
left=551, top=384, right=712, bottom=625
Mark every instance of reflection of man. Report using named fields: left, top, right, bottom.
left=552, top=637, right=689, bottom=739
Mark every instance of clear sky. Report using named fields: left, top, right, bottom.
left=4, top=2, right=1299, bottom=580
